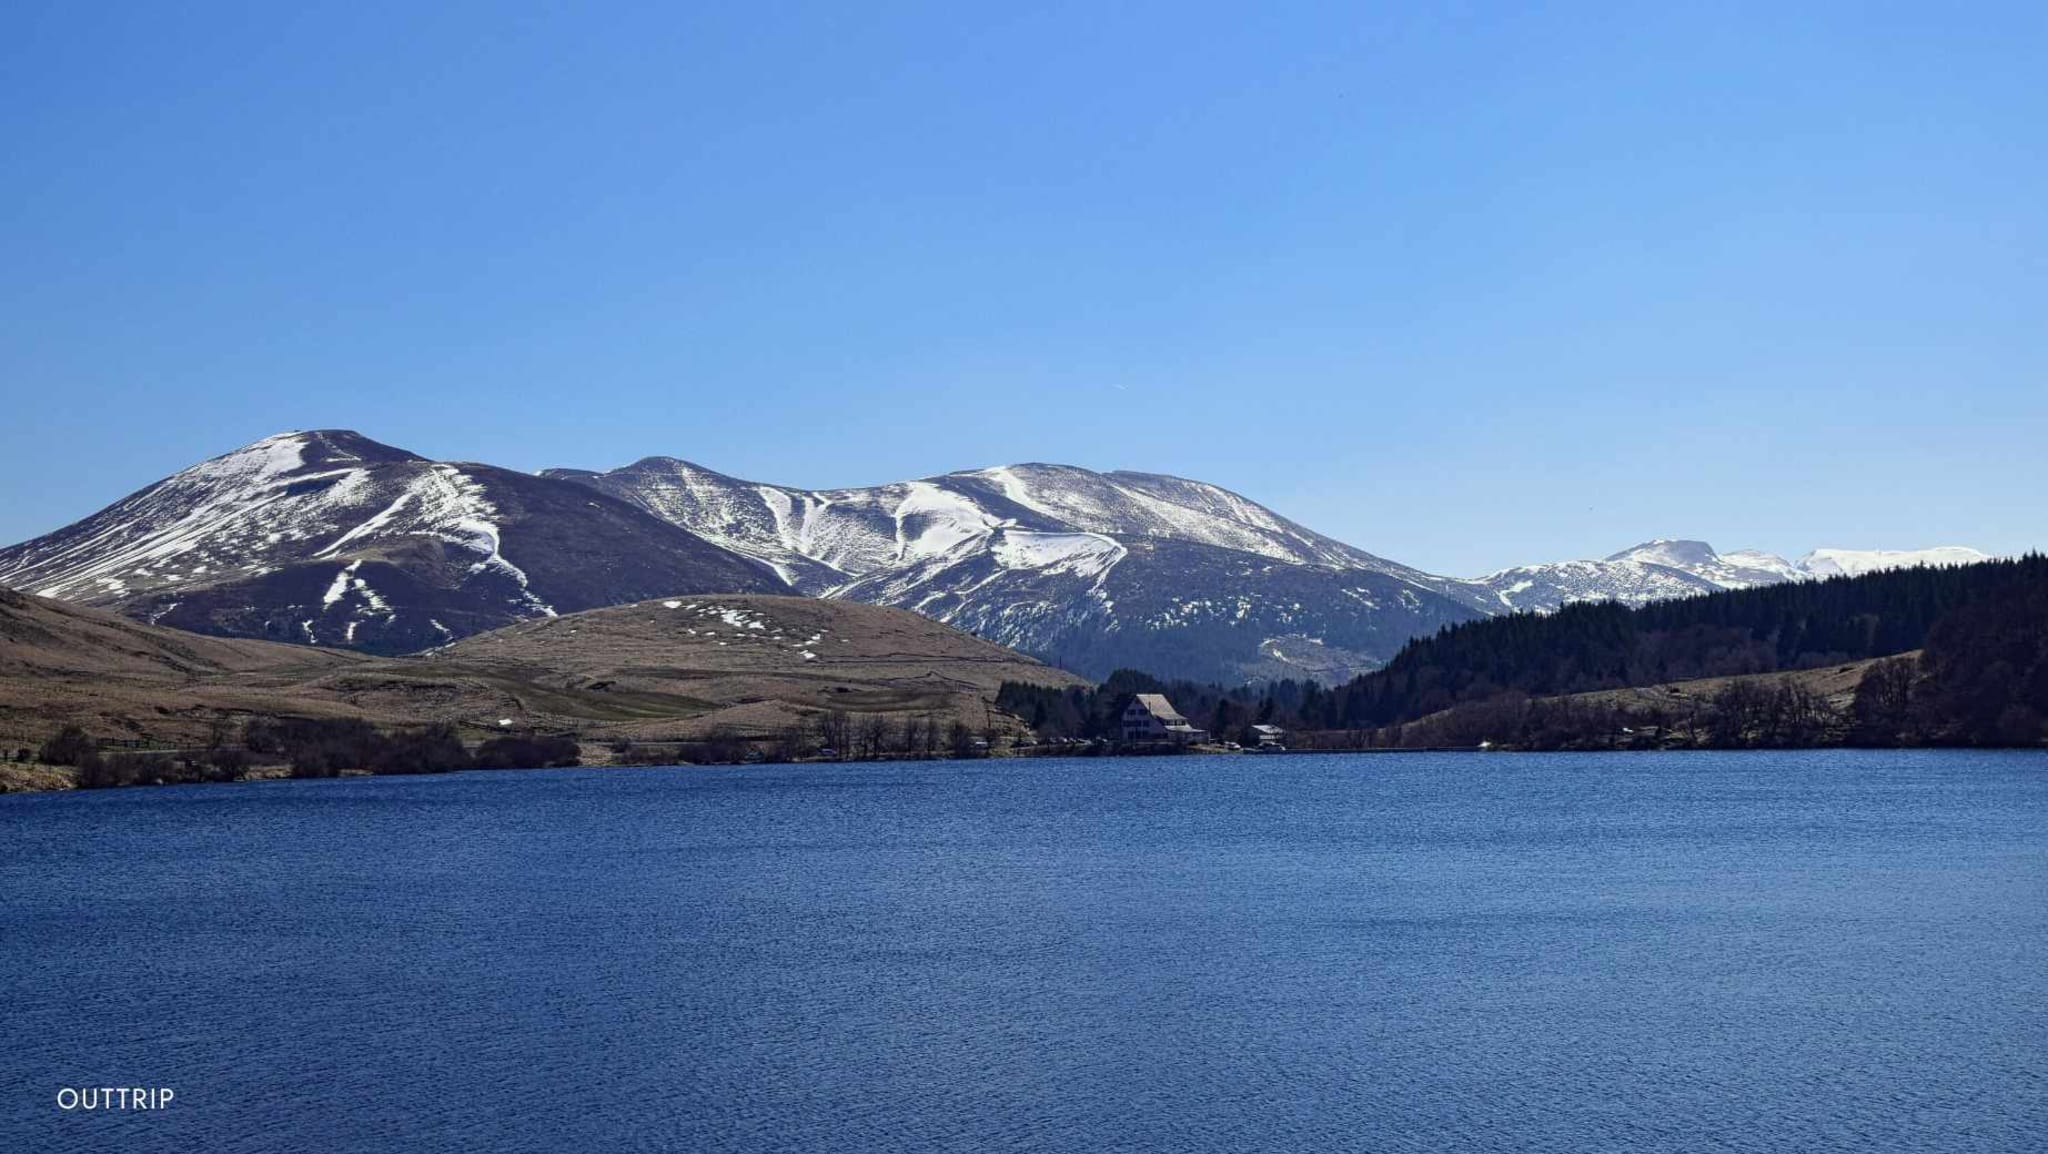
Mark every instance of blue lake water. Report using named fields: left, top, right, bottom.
left=3, top=750, right=2045, bottom=1152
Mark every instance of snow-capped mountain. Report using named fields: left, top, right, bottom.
left=1605, top=540, right=1808, bottom=587
left=1471, top=557, right=1724, bottom=613
left=1798, top=546, right=1991, bottom=578
left=0, top=430, right=1997, bottom=684
left=1473, top=538, right=1994, bottom=613
left=0, top=431, right=781, bottom=652
left=547, top=457, right=1484, bottom=683
left=541, top=458, right=1446, bottom=589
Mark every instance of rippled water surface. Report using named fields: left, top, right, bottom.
left=4, top=751, right=2045, bottom=1152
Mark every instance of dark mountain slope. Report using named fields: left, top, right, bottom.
left=0, top=431, right=785, bottom=652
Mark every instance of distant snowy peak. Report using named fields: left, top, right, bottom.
left=1604, top=539, right=1802, bottom=590
left=1604, top=538, right=1722, bottom=569
left=1471, top=558, right=1721, bottom=613
left=1474, top=539, right=1995, bottom=613
left=1718, top=549, right=1809, bottom=584
left=1798, top=546, right=1993, bottom=579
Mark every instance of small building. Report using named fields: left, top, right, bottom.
left=1121, top=694, right=1207, bottom=744
left=1249, top=724, right=1286, bottom=749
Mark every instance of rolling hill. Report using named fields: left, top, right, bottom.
left=0, top=587, right=1080, bottom=756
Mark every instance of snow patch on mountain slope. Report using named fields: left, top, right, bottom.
left=0, top=433, right=372, bottom=599
left=428, top=465, right=554, bottom=616
left=308, top=462, right=556, bottom=616
left=321, top=561, right=359, bottom=607
left=894, top=481, right=1008, bottom=562
left=990, top=530, right=1124, bottom=578
left=548, top=459, right=917, bottom=590
left=964, top=464, right=1371, bottom=569
left=1718, top=549, right=1807, bottom=583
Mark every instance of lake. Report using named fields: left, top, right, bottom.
left=3, top=751, right=2045, bottom=1152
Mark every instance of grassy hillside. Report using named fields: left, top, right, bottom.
left=431, top=594, right=1083, bottom=738
left=0, top=588, right=1083, bottom=775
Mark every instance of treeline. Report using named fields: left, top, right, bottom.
left=997, top=669, right=1332, bottom=745
left=1849, top=571, right=2048, bottom=746
left=34, top=717, right=582, bottom=788
left=246, top=718, right=580, bottom=777
left=610, top=709, right=998, bottom=765
left=33, top=725, right=255, bottom=789
left=1363, top=678, right=1845, bottom=752
left=1342, top=555, right=2047, bottom=727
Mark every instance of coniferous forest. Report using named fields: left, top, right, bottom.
left=1344, top=555, right=2045, bottom=721
left=1005, top=556, right=2048, bottom=749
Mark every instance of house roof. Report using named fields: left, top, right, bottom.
left=1131, top=693, right=1188, bottom=723
left=1250, top=724, right=1286, bottom=735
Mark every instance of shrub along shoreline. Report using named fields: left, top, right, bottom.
left=14, top=719, right=581, bottom=792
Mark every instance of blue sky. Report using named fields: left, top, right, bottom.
left=3, top=2, right=2042, bottom=575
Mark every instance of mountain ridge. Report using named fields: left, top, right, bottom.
left=0, top=430, right=1996, bottom=685
left=1476, top=537, right=1993, bottom=613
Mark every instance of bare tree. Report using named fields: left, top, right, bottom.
left=1852, top=656, right=1918, bottom=744
left=815, top=709, right=851, bottom=759
left=859, top=714, right=890, bottom=760
left=697, top=727, right=746, bottom=764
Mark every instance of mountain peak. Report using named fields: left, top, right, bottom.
left=207, top=430, right=423, bottom=475
left=1605, top=539, right=1721, bottom=568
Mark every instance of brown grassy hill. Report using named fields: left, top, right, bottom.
left=0, top=586, right=369, bottom=678
left=430, top=594, right=1083, bottom=738
left=0, top=586, right=371, bottom=747
left=1554, top=659, right=1882, bottom=719
left=0, top=588, right=1082, bottom=753
left=1365, top=657, right=1892, bottom=750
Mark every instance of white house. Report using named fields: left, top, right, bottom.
left=1121, top=694, right=1207, bottom=743
left=1249, top=723, right=1286, bottom=749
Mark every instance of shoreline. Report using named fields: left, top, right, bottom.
left=8, top=743, right=2041, bottom=798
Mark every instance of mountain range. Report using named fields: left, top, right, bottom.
left=0, top=430, right=1991, bottom=685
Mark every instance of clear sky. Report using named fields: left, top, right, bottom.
left=3, top=2, right=2042, bottom=575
